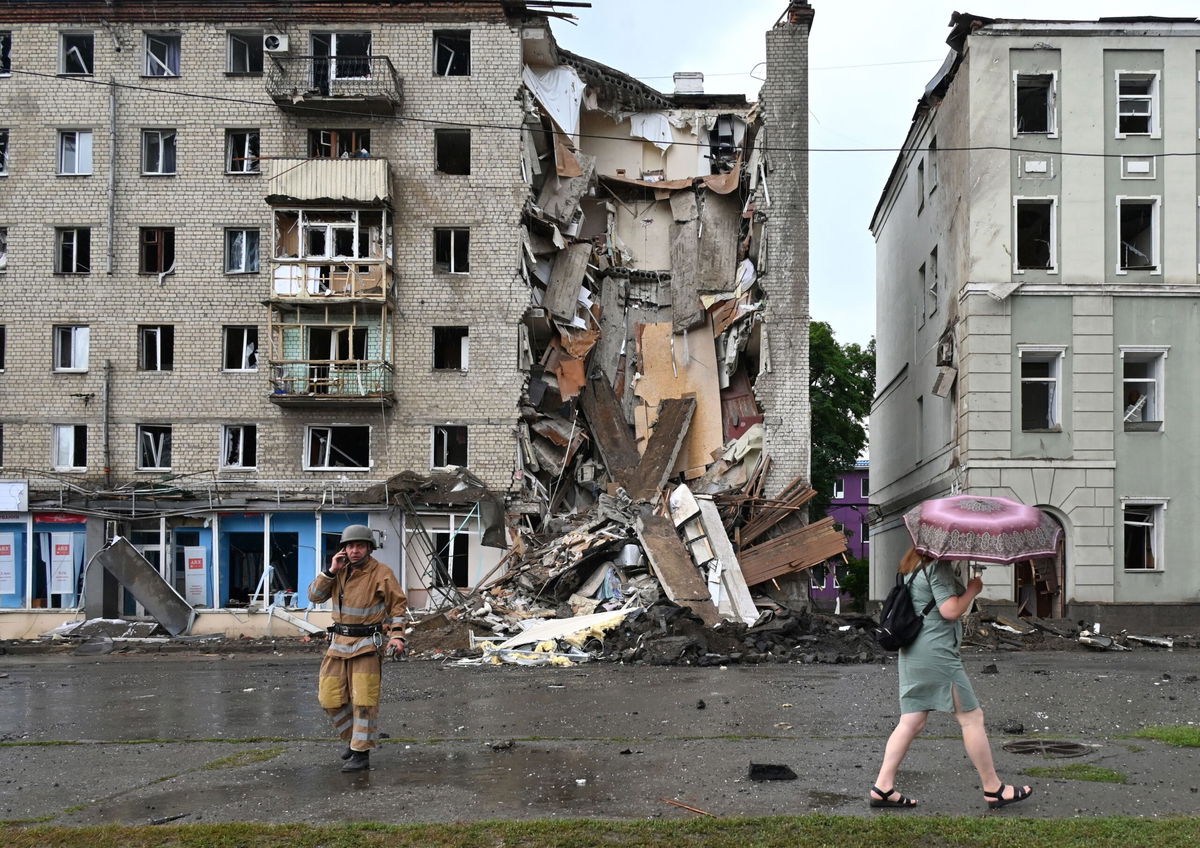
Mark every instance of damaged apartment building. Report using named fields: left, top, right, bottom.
left=0, top=0, right=819, bottom=639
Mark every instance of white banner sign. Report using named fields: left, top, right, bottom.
left=184, top=545, right=207, bottom=605
left=0, top=533, right=15, bottom=595
left=49, top=532, right=75, bottom=595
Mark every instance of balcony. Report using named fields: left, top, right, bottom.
left=269, top=360, right=394, bottom=407
left=266, top=55, right=402, bottom=116
left=265, top=158, right=390, bottom=206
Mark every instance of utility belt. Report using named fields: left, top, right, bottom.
left=327, top=622, right=385, bottom=638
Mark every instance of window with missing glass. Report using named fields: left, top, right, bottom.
left=1019, top=347, right=1065, bottom=431
left=1122, top=501, right=1165, bottom=570
left=61, top=33, right=94, bottom=75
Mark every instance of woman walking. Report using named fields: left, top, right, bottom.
left=869, top=547, right=1033, bottom=810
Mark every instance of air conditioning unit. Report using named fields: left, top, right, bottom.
left=263, top=33, right=289, bottom=53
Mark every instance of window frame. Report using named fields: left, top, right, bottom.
left=224, top=228, right=260, bottom=274
left=136, top=424, right=173, bottom=471
left=832, top=478, right=845, bottom=499
left=222, top=326, right=259, bottom=372
left=1120, top=498, right=1167, bottom=572
left=60, top=32, right=94, bottom=76
left=52, top=325, right=90, bottom=373
left=220, top=423, right=258, bottom=470
left=139, top=226, right=176, bottom=274
left=926, top=245, right=939, bottom=316
left=431, top=424, right=468, bottom=469
left=0, top=128, right=8, bottom=176
left=304, top=424, right=372, bottom=471
left=58, top=130, right=93, bottom=176
left=307, top=128, right=370, bottom=159
left=1013, top=195, right=1058, bottom=274
left=52, top=423, right=88, bottom=472
left=55, top=227, right=91, bottom=274
left=434, top=227, right=469, bottom=274
left=144, top=32, right=181, bottom=77
left=860, top=477, right=869, bottom=498
left=1120, top=345, right=1169, bottom=431
left=434, top=128, right=471, bottom=175
left=1013, top=71, right=1058, bottom=137
left=432, top=326, right=469, bottom=371
left=1018, top=345, right=1066, bottom=432
left=0, top=227, right=7, bottom=275
left=140, top=129, right=177, bottom=176
left=0, top=30, right=11, bottom=77
left=1115, top=70, right=1160, bottom=139
left=225, top=129, right=260, bottom=174
left=1115, top=195, right=1161, bottom=275
left=433, top=30, right=471, bottom=77
left=137, top=324, right=175, bottom=372
left=226, top=30, right=264, bottom=75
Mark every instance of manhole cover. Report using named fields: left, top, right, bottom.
left=1002, top=739, right=1092, bottom=758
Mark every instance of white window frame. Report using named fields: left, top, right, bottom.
left=1115, top=195, right=1161, bottom=275
left=136, top=424, right=173, bottom=471
left=431, top=424, right=468, bottom=469
left=1120, top=345, right=1169, bottom=429
left=1013, top=71, right=1058, bottom=138
left=60, top=32, right=94, bottom=76
left=220, top=424, right=257, bottom=470
left=141, top=129, right=177, bottom=176
left=52, top=325, right=89, bottom=372
left=927, top=137, right=938, bottom=192
left=58, top=130, right=93, bottom=175
left=145, top=32, right=181, bottom=77
left=52, top=424, right=87, bottom=471
left=0, top=128, right=8, bottom=176
left=1018, top=345, right=1066, bottom=432
left=1120, top=497, right=1168, bottom=572
left=55, top=227, right=91, bottom=273
left=926, top=246, right=939, bottom=316
left=432, top=326, right=470, bottom=371
left=433, top=30, right=471, bottom=77
left=225, top=129, right=260, bottom=174
left=138, top=324, right=174, bottom=372
left=0, top=226, right=7, bottom=274
left=860, top=477, right=869, bottom=498
left=225, top=228, right=260, bottom=274
left=1115, top=70, right=1160, bottom=139
left=832, top=478, right=845, bottom=499
left=304, top=425, right=371, bottom=471
left=312, top=31, right=373, bottom=81
left=222, top=326, right=259, bottom=372
left=1013, top=196, right=1058, bottom=274
left=434, top=227, right=470, bottom=274
left=226, top=31, right=263, bottom=75
left=916, top=263, right=926, bottom=330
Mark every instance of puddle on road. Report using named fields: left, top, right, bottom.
left=82, top=744, right=602, bottom=824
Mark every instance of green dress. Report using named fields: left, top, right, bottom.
left=897, top=561, right=979, bottom=714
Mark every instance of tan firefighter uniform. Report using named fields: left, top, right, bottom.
left=307, top=555, right=407, bottom=752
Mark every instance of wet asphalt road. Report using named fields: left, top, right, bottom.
left=1, top=647, right=1198, bottom=824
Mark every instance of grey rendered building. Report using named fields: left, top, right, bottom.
left=870, top=12, right=1200, bottom=628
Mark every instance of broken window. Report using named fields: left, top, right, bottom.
left=434, top=228, right=469, bottom=273
left=916, top=159, right=925, bottom=212
left=431, top=531, right=469, bottom=587
left=311, top=32, right=371, bottom=86
left=0, top=326, right=5, bottom=371
left=0, top=227, right=7, bottom=273
left=308, top=129, right=370, bottom=159
left=61, top=33, right=94, bottom=75
left=222, top=424, right=257, bottom=469
left=308, top=326, right=367, bottom=362
left=832, top=478, right=844, bottom=499
left=926, top=246, right=939, bottom=316
left=1122, top=350, right=1166, bottom=427
left=0, top=129, right=8, bottom=175
left=916, top=263, right=926, bottom=329
left=927, top=137, right=938, bottom=190
left=226, top=129, right=260, bottom=173
left=1118, top=198, right=1159, bottom=272
left=1117, top=72, right=1157, bottom=136
left=1015, top=73, right=1055, bottom=135
left=227, top=31, right=263, bottom=75
left=55, top=227, right=90, bottom=273
left=141, top=129, right=177, bottom=175
left=1015, top=197, right=1056, bottom=271
left=52, top=424, right=87, bottom=471
left=138, top=325, right=174, bottom=371
left=1, top=31, right=10, bottom=76
left=137, top=424, right=173, bottom=470
left=223, top=326, right=258, bottom=371
left=225, top=228, right=260, bottom=273
left=140, top=227, right=175, bottom=273
left=306, top=425, right=370, bottom=470
left=1020, top=350, right=1062, bottom=431
left=708, top=114, right=739, bottom=173
left=433, top=326, right=469, bottom=370
left=433, top=30, right=471, bottom=76
left=53, top=325, right=89, bottom=372
left=432, top=425, right=468, bottom=468
left=58, top=130, right=92, bottom=175
left=145, top=32, right=181, bottom=77
left=1123, top=502, right=1163, bottom=570
left=435, top=129, right=470, bottom=175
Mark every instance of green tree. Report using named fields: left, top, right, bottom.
left=809, top=321, right=875, bottom=516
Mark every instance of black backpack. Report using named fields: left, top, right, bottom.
left=874, top=567, right=936, bottom=651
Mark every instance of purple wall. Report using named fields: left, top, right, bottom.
left=811, top=462, right=868, bottom=610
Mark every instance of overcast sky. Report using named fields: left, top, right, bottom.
left=551, top=1, right=1200, bottom=348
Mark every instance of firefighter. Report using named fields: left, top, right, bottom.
left=307, top=524, right=407, bottom=772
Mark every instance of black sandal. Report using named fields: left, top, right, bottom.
left=869, top=785, right=918, bottom=808
left=984, top=784, right=1032, bottom=809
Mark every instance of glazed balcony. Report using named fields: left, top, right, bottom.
left=266, top=55, right=402, bottom=116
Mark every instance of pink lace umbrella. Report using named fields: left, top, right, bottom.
left=903, top=495, right=1062, bottom=564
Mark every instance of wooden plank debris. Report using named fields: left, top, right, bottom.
left=544, top=242, right=592, bottom=321
left=580, top=373, right=640, bottom=486
left=636, top=513, right=720, bottom=625
left=737, top=516, right=849, bottom=587
left=626, top=397, right=695, bottom=501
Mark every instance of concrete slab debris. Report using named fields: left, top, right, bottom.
left=87, top=537, right=195, bottom=637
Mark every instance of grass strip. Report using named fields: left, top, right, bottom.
left=2, top=816, right=1200, bottom=848
left=1131, top=725, right=1200, bottom=747
left=1023, top=763, right=1127, bottom=783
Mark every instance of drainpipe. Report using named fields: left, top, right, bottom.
left=103, top=359, right=112, bottom=487
left=106, top=76, right=116, bottom=275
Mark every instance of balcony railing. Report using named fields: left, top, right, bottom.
left=269, top=360, right=394, bottom=406
left=266, top=55, right=402, bottom=115
left=271, top=262, right=389, bottom=300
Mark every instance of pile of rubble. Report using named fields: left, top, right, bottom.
left=964, top=614, right=1197, bottom=652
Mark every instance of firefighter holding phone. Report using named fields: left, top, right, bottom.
left=307, top=524, right=407, bottom=772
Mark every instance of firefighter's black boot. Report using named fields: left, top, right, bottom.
left=341, top=750, right=370, bottom=772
